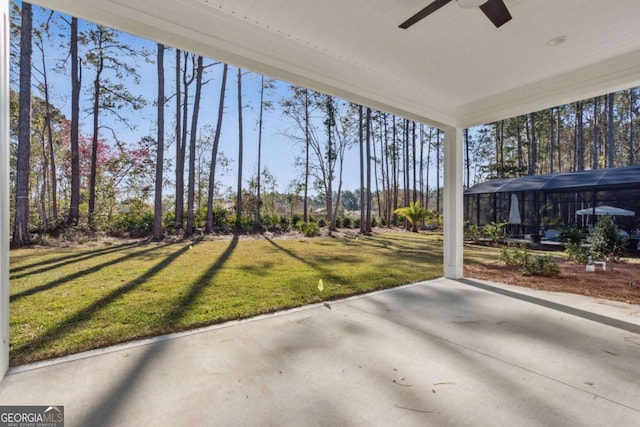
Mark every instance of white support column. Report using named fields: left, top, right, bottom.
left=1, top=0, right=10, bottom=380
left=443, top=126, right=464, bottom=279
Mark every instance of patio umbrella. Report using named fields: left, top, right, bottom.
left=509, top=194, right=522, bottom=225
left=575, top=205, right=635, bottom=216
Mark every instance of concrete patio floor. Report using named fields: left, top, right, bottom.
left=1, top=278, right=640, bottom=426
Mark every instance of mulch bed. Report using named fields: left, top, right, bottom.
left=465, top=257, right=640, bottom=305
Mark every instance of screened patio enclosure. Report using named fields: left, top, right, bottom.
left=464, top=165, right=640, bottom=235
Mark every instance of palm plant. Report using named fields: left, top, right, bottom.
left=394, top=201, right=431, bottom=232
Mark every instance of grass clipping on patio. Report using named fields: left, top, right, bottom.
left=9, top=232, right=443, bottom=366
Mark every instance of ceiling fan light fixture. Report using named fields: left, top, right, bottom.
left=456, top=0, right=486, bottom=9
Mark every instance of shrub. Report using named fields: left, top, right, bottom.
left=465, top=223, right=482, bottom=242
left=279, top=216, right=291, bottom=231
left=483, top=221, right=508, bottom=243
left=342, top=217, right=352, bottom=229
left=560, top=227, right=589, bottom=262
left=296, top=221, right=320, bottom=237
left=318, top=218, right=327, bottom=228
left=110, top=211, right=154, bottom=236
left=353, top=218, right=361, bottom=229
left=233, top=214, right=258, bottom=231
left=261, top=215, right=281, bottom=231
left=589, top=215, right=627, bottom=261
left=499, top=243, right=526, bottom=266
left=500, top=244, right=560, bottom=277
left=521, top=253, right=560, bottom=277
left=210, top=208, right=232, bottom=228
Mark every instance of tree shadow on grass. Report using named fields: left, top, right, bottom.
left=11, top=240, right=202, bottom=365
left=161, top=236, right=238, bottom=328
left=9, top=241, right=141, bottom=277
left=342, top=235, right=439, bottom=253
left=75, top=237, right=239, bottom=426
left=263, top=236, right=346, bottom=285
left=10, top=242, right=168, bottom=302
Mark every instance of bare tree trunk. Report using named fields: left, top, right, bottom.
left=607, top=92, right=614, bottom=168
left=516, top=116, right=523, bottom=174
left=404, top=120, right=409, bottom=208
left=359, top=106, right=365, bottom=233
left=206, top=64, right=228, bottom=232
left=496, top=121, right=504, bottom=176
left=576, top=101, right=584, bottom=171
left=174, top=50, right=183, bottom=229
left=257, top=75, right=265, bottom=220
left=593, top=97, right=599, bottom=169
left=549, top=108, right=555, bottom=174
left=88, top=40, right=104, bottom=228
left=185, top=55, right=204, bottom=236
left=365, top=107, right=372, bottom=232
left=529, top=113, right=537, bottom=175
left=236, top=67, right=244, bottom=228
left=37, top=29, right=58, bottom=223
left=378, top=115, right=387, bottom=224
left=303, top=89, right=310, bottom=223
left=12, top=2, right=32, bottom=246
left=392, top=116, right=398, bottom=225
left=425, top=127, right=432, bottom=210
left=629, top=90, right=635, bottom=165
left=152, top=43, right=165, bottom=241
left=174, top=51, right=187, bottom=229
left=412, top=121, right=417, bottom=203
left=557, top=107, right=562, bottom=171
left=68, top=17, right=81, bottom=226
left=383, top=114, right=392, bottom=226
left=436, top=129, right=440, bottom=219
left=372, top=117, right=381, bottom=219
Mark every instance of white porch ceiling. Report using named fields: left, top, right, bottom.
left=30, top=0, right=640, bottom=129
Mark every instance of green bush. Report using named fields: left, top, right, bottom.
left=342, top=217, right=352, bottom=228
left=296, top=221, right=320, bottom=237
left=499, top=243, right=526, bottom=266
left=483, top=221, right=508, bottom=243
left=211, top=208, right=231, bottom=228
left=279, top=216, right=291, bottom=231
left=317, top=218, right=327, bottom=228
left=589, top=215, right=627, bottom=261
left=521, top=253, right=560, bottom=277
left=353, top=218, right=361, bottom=229
left=465, top=223, right=482, bottom=242
left=163, top=211, right=176, bottom=230
left=560, top=227, right=589, bottom=262
left=500, top=244, right=560, bottom=277
left=233, top=214, right=256, bottom=231
left=565, top=243, right=590, bottom=263
left=110, top=211, right=154, bottom=236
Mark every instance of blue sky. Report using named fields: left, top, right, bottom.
left=18, top=2, right=442, bottom=198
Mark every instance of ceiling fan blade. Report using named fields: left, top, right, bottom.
left=479, top=0, right=512, bottom=28
left=399, top=0, right=453, bottom=29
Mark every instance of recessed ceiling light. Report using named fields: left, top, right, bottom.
left=546, top=35, right=567, bottom=47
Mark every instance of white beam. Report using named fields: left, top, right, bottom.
left=1, top=0, right=10, bottom=380
left=443, top=127, right=464, bottom=279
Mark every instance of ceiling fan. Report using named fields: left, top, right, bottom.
left=399, top=0, right=512, bottom=29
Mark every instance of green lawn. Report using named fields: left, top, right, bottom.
left=9, top=232, right=443, bottom=365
